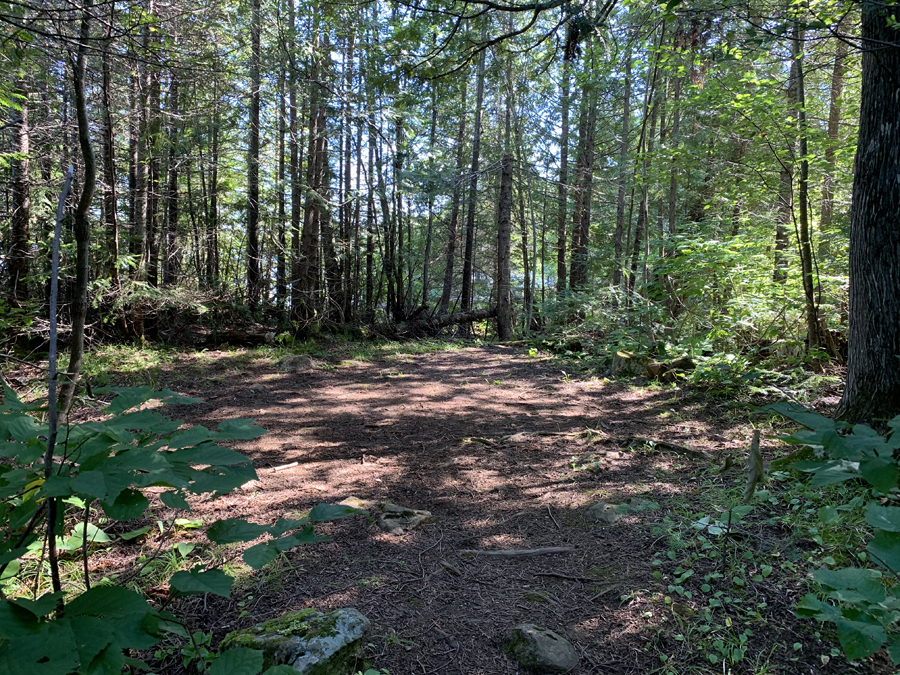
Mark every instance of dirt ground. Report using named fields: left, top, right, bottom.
left=94, top=344, right=865, bottom=674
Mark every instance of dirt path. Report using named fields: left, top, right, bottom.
left=152, top=345, right=766, bottom=673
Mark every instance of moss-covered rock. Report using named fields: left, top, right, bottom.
left=503, top=624, right=579, bottom=673
left=219, top=608, right=370, bottom=674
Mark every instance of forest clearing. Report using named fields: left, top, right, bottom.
left=2, top=0, right=900, bottom=671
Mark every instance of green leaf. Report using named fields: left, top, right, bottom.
left=66, top=615, right=116, bottom=669
left=167, top=426, right=214, bottom=449
left=888, top=639, right=900, bottom=665
left=67, top=586, right=152, bottom=619
left=160, top=490, right=190, bottom=510
left=243, top=541, right=279, bottom=570
left=215, top=419, right=266, bottom=440
left=171, top=442, right=251, bottom=467
left=71, top=470, right=131, bottom=502
left=0, top=601, right=41, bottom=638
left=262, top=667, right=299, bottom=675
left=207, top=518, right=268, bottom=544
left=860, top=458, right=899, bottom=493
left=818, top=506, right=839, bottom=524
left=100, top=386, right=200, bottom=414
left=208, top=647, right=264, bottom=675
left=169, top=567, right=233, bottom=598
left=71, top=522, right=112, bottom=544
left=866, top=503, right=900, bottom=532
left=101, top=488, right=149, bottom=520
left=835, top=617, right=885, bottom=660
left=10, top=593, right=63, bottom=619
left=867, top=530, right=900, bottom=574
left=0, top=620, right=79, bottom=675
left=84, top=643, right=126, bottom=675
left=765, top=403, right=836, bottom=432
left=308, top=503, right=366, bottom=522
left=119, top=525, right=152, bottom=541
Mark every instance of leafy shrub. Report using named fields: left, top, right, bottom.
left=770, top=403, right=900, bottom=664
left=0, top=384, right=363, bottom=674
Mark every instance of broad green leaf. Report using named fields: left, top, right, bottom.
left=818, top=506, right=839, bottom=524
left=119, top=525, right=152, bottom=541
left=85, top=643, right=126, bottom=675
left=208, top=647, right=264, bottom=675
left=860, top=457, right=899, bottom=493
left=100, top=387, right=200, bottom=414
left=866, top=504, right=900, bottom=532
left=40, top=475, right=72, bottom=498
left=765, top=403, right=836, bottom=432
left=269, top=517, right=308, bottom=537
left=160, top=490, right=190, bottom=510
left=0, top=601, right=40, bottom=638
left=10, top=592, right=62, bottom=618
left=101, top=488, right=149, bottom=521
left=171, top=442, right=250, bottom=467
left=169, top=567, right=233, bottom=598
left=308, top=503, right=366, bottom=522
left=0, top=620, right=79, bottom=675
left=835, top=617, right=885, bottom=660
left=65, top=615, right=116, bottom=669
left=207, top=518, right=268, bottom=544
left=167, top=425, right=214, bottom=449
left=262, top=667, right=300, bottom=675
left=67, top=586, right=152, bottom=619
left=71, top=470, right=131, bottom=502
left=243, top=541, right=279, bottom=569
left=888, top=639, right=900, bottom=665
left=71, top=522, right=112, bottom=544
left=867, top=530, right=900, bottom=574
left=215, top=418, right=266, bottom=440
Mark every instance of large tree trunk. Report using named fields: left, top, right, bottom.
left=836, top=4, right=900, bottom=424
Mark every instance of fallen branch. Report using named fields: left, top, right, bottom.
left=459, top=547, right=573, bottom=557
left=533, top=572, right=604, bottom=583
left=395, top=307, right=498, bottom=337
left=616, top=436, right=710, bottom=461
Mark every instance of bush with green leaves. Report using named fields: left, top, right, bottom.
left=770, top=403, right=900, bottom=664
left=0, top=383, right=363, bottom=674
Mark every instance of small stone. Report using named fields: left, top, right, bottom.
left=584, top=502, right=622, bottom=525
left=504, top=624, right=579, bottom=673
left=375, top=502, right=433, bottom=533
left=219, top=608, right=370, bottom=674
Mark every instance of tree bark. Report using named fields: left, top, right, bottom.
left=612, top=52, right=631, bottom=289
left=556, top=58, right=570, bottom=297
left=461, top=47, right=486, bottom=312
left=100, top=50, right=120, bottom=289
left=60, top=0, right=96, bottom=414
left=819, top=31, right=848, bottom=242
left=836, top=4, right=900, bottom=424
left=247, top=0, right=261, bottom=309
left=496, top=154, right=514, bottom=340
left=163, top=71, right=180, bottom=286
left=9, top=85, right=30, bottom=308
left=438, top=80, right=468, bottom=315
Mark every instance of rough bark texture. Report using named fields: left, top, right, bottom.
left=837, top=4, right=900, bottom=424
left=246, top=0, right=261, bottom=309
left=612, top=55, right=631, bottom=289
left=438, top=81, right=467, bottom=315
left=556, top=59, right=570, bottom=298
left=461, top=48, right=486, bottom=312
left=496, top=154, right=514, bottom=340
left=9, top=87, right=30, bottom=307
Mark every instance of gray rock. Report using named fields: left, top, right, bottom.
left=375, top=502, right=433, bottom=533
left=504, top=624, right=579, bottom=673
left=584, top=502, right=621, bottom=525
left=219, top=608, right=369, bottom=674
left=277, top=354, right=316, bottom=372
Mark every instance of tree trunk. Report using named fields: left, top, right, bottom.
left=60, top=0, right=96, bottom=415
left=556, top=58, right=570, bottom=297
left=247, top=0, right=261, bottom=309
left=496, top=154, right=514, bottom=340
left=100, top=50, right=120, bottom=289
left=819, top=31, right=848, bottom=244
left=9, top=85, right=30, bottom=308
left=163, top=71, right=180, bottom=286
left=438, top=80, right=468, bottom=315
left=774, top=57, right=798, bottom=284
left=612, top=52, right=631, bottom=289
left=461, top=47, right=486, bottom=312
left=836, top=4, right=900, bottom=424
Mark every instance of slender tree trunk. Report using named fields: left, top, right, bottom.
left=61, top=0, right=96, bottom=414
left=836, top=2, right=900, bottom=424
left=793, top=28, right=819, bottom=351
left=612, top=52, right=631, bottom=289
left=9, top=85, right=30, bottom=308
left=163, top=71, right=180, bottom=286
left=422, top=90, right=438, bottom=307
left=461, top=48, right=486, bottom=312
left=819, top=31, right=848, bottom=246
left=438, top=81, right=468, bottom=315
left=774, top=58, right=798, bottom=283
left=247, top=0, right=261, bottom=309
left=570, top=74, right=596, bottom=293
left=496, top=154, right=514, bottom=340
left=556, top=58, right=570, bottom=297
left=100, top=50, right=120, bottom=289
left=276, top=65, right=287, bottom=310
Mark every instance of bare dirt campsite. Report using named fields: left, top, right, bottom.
left=28, top=340, right=867, bottom=675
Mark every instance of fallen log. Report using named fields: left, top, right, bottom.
left=395, top=307, right=498, bottom=337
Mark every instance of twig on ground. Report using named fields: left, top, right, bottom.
left=458, top=547, right=573, bottom=557
left=547, top=505, right=561, bottom=530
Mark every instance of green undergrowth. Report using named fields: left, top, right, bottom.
left=644, top=405, right=900, bottom=674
